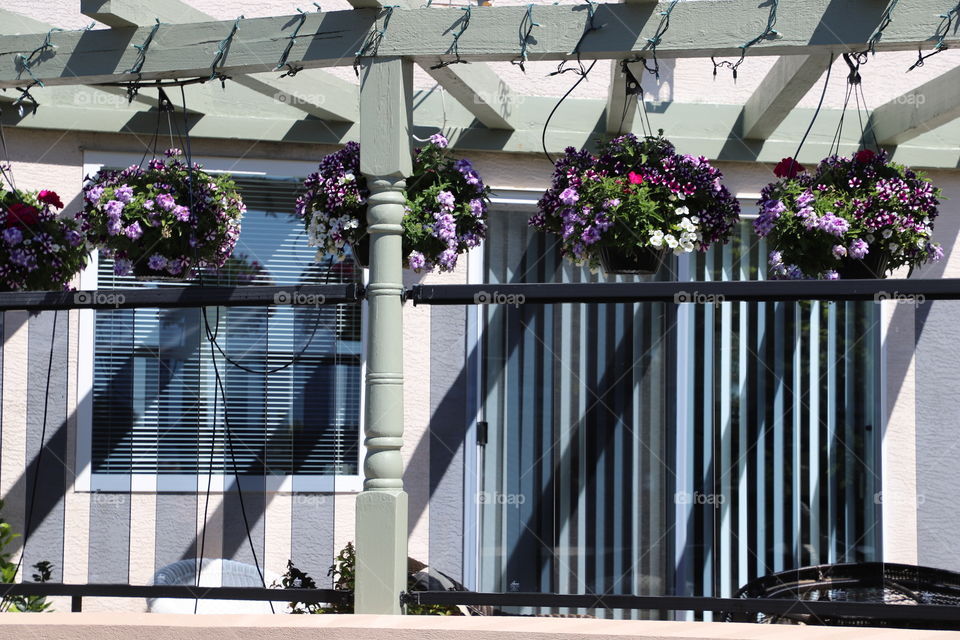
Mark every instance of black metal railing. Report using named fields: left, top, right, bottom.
left=403, top=590, right=960, bottom=627
left=0, top=583, right=351, bottom=613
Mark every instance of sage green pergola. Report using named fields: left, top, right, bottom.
left=1, top=0, right=959, bottom=615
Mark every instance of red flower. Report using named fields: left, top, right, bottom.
left=628, top=171, right=644, bottom=185
left=854, top=149, right=876, bottom=163
left=38, top=190, right=64, bottom=209
left=5, top=202, right=41, bottom=226
left=773, top=158, right=805, bottom=179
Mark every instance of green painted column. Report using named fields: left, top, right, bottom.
left=355, top=56, right=413, bottom=615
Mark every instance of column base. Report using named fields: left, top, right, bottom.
left=354, top=489, right=409, bottom=614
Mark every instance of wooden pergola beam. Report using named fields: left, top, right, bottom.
left=0, top=1, right=956, bottom=89
left=79, top=0, right=359, bottom=123
left=422, top=62, right=517, bottom=131
left=80, top=0, right=209, bottom=28
left=606, top=60, right=646, bottom=135
left=868, top=65, right=960, bottom=145
left=740, top=54, right=831, bottom=140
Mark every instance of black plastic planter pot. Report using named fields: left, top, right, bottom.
left=598, top=245, right=668, bottom=275
left=836, top=252, right=889, bottom=279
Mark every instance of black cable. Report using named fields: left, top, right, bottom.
left=194, top=329, right=217, bottom=614
left=203, top=312, right=273, bottom=612
left=0, top=311, right=57, bottom=611
left=541, top=59, right=598, bottom=165
left=174, top=83, right=273, bottom=614
left=790, top=52, right=834, bottom=165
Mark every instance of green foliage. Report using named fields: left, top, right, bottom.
left=278, top=541, right=460, bottom=615
left=0, top=500, right=54, bottom=613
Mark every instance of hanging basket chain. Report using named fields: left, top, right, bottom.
left=430, top=6, right=473, bottom=70
left=908, top=2, right=960, bottom=71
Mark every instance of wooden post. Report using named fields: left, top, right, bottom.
left=355, top=55, right=413, bottom=615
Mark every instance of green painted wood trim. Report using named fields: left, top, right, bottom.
left=79, top=0, right=359, bottom=123
left=80, top=0, right=210, bottom=28
left=741, top=54, right=832, bottom=140
left=868, top=65, right=960, bottom=145
left=0, top=2, right=957, bottom=88
left=3, top=93, right=959, bottom=169
left=422, top=61, right=517, bottom=131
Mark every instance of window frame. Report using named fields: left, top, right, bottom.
left=75, top=151, right=366, bottom=494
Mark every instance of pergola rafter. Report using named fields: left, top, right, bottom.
left=868, top=64, right=960, bottom=145
left=740, top=54, right=833, bottom=140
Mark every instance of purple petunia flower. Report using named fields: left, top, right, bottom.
left=124, top=221, right=143, bottom=240
left=66, top=229, right=85, bottom=247
left=469, top=199, right=484, bottom=217
left=438, top=248, right=458, bottom=271
left=559, top=187, right=579, bottom=206
left=85, top=185, right=105, bottom=204
left=114, top=185, right=134, bottom=204
left=407, top=250, right=426, bottom=271
left=156, top=193, right=176, bottom=211
left=437, top=190, right=456, bottom=211
left=849, top=238, right=869, bottom=259
left=114, top=258, right=132, bottom=276
left=104, top=200, right=124, bottom=219
left=832, top=244, right=847, bottom=259
left=3, top=227, right=23, bottom=246
left=173, top=205, right=191, bottom=222
left=429, top=133, right=449, bottom=149
left=147, top=254, right=167, bottom=271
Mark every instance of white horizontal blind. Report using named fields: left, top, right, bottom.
left=92, top=177, right=362, bottom=476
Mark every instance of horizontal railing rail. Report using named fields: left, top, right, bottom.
left=0, top=583, right=352, bottom=613
left=0, top=284, right=364, bottom=312
left=411, top=278, right=960, bottom=306
left=4, top=278, right=960, bottom=312
left=404, top=590, right=960, bottom=623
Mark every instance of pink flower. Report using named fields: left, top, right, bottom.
left=854, top=149, right=876, bottom=163
left=38, top=190, right=64, bottom=209
left=628, top=172, right=644, bottom=185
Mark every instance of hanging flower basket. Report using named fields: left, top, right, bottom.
left=296, top=135, right=490, bottom=273
left=755, top=152, right=943, bottom=280
left=530, top=133, right=741, bottom=275
left=78, top=149, right=245, bottom=280
left=0, top=181, right=89, bottom=292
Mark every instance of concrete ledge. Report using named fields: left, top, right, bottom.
left=1, top=614, right=959, bottom=640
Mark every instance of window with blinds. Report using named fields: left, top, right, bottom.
left=478, top=210, right=880, bottom=614
left=91, top=177, right=362, bottom=476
